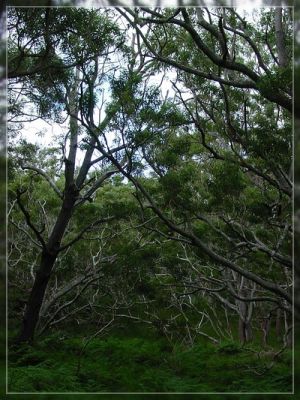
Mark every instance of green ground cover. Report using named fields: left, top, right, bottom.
left=8, top=333, right=292, bottom=393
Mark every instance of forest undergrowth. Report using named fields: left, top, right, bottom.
left=8, top=330, right=292, bottom=393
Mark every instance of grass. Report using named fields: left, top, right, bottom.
left=7, top=332, right=293, bottom=393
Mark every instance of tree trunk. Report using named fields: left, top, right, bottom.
left=237, top=286, right=253, bottom=345
left=283, top=311, right=293, bottom=348
left=238, top=318, right=245, bottom=344
left=284, top=329, right=293, bottom=348
left=16, top=251, right=57, bottom=343
left=238, top=318, right=252, bottom=345
left=16, top=187, right=78, bottom=343
left=275, top=308, right=282, bottom=341
left=261, top=317, right=271, bottom=348
left=245, top=321, right=252, bottom=342
left=275, top=8, right=288, bottom=68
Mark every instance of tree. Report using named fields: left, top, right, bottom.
left=8, top=7, right=293, bottom=347
left=8, top=8, right=129, bottom=342
left=94, top=7, right=292, bottom=341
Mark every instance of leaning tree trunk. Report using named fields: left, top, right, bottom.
left=16, top=67, right=81, bottom=343
left=17, top=186, right=78, bottom=343
left=17, top=251, right=57, bottom=343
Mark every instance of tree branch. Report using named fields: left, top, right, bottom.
left=21, top=165, right=63, bottom=199
left=16, top=189, right=46, bottom=249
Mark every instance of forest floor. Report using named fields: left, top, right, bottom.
left=7, top=331, right=292, bottom=394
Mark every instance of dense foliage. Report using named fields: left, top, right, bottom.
left=8, top=334, right=292, bottom=393
left=7, top=6, right=293, bottom=393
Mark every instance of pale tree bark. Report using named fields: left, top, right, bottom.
left=275, top=8, right=288, bottom=68
left=235, top=277, right=253, bottom=344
